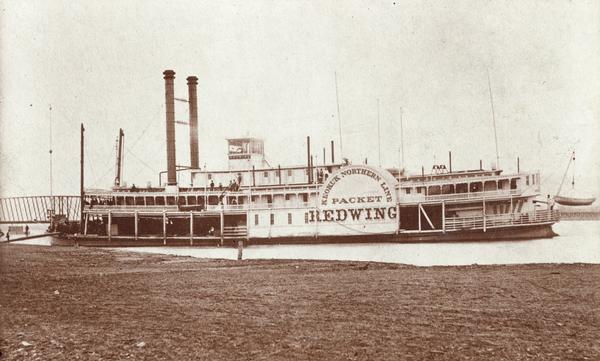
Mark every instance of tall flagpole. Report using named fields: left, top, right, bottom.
left=335, top=72, right=343, bottom=160
left=377, top=99, right=381, bottom=167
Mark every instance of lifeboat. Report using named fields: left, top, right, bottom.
left=554, top=196, right=595, bottom=206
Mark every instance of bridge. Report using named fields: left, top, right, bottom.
left=0, top=196, right=81, bottom=224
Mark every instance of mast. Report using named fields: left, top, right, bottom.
left=114, top=128, right=124, bottom=187
left=335, top=71, right=343, bottom=160
left=49, top=104, right=54, bottom=223
left=487, top=70, right=500, bottom=170
left=399, top=106, right=405, bottom=176
left=556, top=151, right=575, bottom=196
left=80, top=123, right=85, bottom=233
left=377, top=98, right=381, bottom=167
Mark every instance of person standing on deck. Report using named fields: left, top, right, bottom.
left=25, top=225, right=30, bottom=236
left=6, top=231, right=9, bottom=241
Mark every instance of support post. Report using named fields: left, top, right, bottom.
left=108, top=211, right=112, bottom=242
left=442, top=202, right=446, bottom=232
left=482, top=198, right=486, bottom=232
left=190, top=211, right=194, bottom=245
left=278, top=165, right=282, bottom=185
left=220, top=208, right=224, bottom=246
left=237, top=240, right=243, bottom=260
left=417, top=203, right=422, bottom=231
left=134, top=211, right=138, bottom=240
left=510, top=196, right=514, bottom=224
left=162, top=211, right=167, bottom=245
left=83, top=213, right=88, bottom=235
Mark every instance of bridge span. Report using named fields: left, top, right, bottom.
left=0, top=196, right=81, bottom=224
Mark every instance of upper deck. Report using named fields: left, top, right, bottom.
left=84, top=163, right=542, bottom=213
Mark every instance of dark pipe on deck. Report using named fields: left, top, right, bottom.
left=479, top=159, right=483, bottom=170
left=517, top=157, right=520, bottom=173
left=163, top=70, right=177, bottom=185
left=449, top=151, right=452, bottom=173
left=187, top=76, right=199, bottom=169
left=331, top=140, right=335, bottom=163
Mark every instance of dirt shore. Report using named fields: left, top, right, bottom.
left=1, top=245, right=598, bottom=360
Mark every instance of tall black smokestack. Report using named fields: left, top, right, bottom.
left=187, top=76, right=199, bottom=169
left=163, top=70, right=177, bottom=186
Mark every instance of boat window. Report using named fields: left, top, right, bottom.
left=145, top=196, right=155, bottom=206
left=469, top=182, right=482, bottom=193
left=526, top=176, right=530, bottom=186
left=301, top=193, right=308, bottom=203
left=288, top=213, right=292, bottom=224
left=116, top=196, right=125, bottom=205
left=270, top=213, right=274, bottom=225
left=442, top=184, right=455, bottom=194
left=416, top=187, right=422, bottom=194
left=263, top=171, right=269, bottom=178
left=207, top=174, right=212, bottom=180
left=208, top=196, right=219, bottom=205
left=287, top=169, right=293, bottom=177
left=255, top=214, right=259, bottom=225
left=285, top=194, right=291, bottom=201
left=428, top=185, right=441, bottom=195
left=135, top=197, right=145, bottom=206
left=484, top=181, right=497, bottom=192
left=405, top=188, right=411, bottom=195
left=456, top=183, right=468, bottom=193
left=187, top=196, right=197, bottom=205
left=125, top=196, right=134, bottom=205
left=178, top=196, right=186, bottom=206
left=155, top=197, right=165, bottom=205
left=266, top=195, right=272, bottom=204
left=166, top=196, right=176, bottom=206
left=498, top=179, right=509, bottom=190
left=510, top=178, right=518, bottom=190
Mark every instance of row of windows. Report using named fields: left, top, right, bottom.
left=254, top=213, right=294, bottom=226
left=86, top=193, right=312, bottom=207
left=402, top=177, right=530, bottom=196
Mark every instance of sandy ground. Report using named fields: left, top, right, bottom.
left=1, top=244, right=598, bottom=360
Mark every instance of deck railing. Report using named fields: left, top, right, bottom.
left=400, top=189, right=523, bottom=203
left=445, top=209, right=559, bottom=231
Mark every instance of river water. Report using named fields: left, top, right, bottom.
left=11, top=221, right=599, bottom=266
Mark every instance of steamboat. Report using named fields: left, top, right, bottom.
left=60, top=70, right=559, bottom=247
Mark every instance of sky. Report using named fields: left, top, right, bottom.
left=1, top=0, right=599, bottom=198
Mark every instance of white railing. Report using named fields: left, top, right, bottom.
left=445, top=209, right=559, bottom=231
left=399, top=189, right=523, bottom=203
left=223, top=225, right=247, bottom=238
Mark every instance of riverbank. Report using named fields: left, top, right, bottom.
left=1, top=245, right=598, bottom=360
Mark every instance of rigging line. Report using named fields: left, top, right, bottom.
left=487, top=70, right=500, bottom=170
left=125, top=148, right=155, bottom=173
left=129, top=105, right=164, bottom=150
